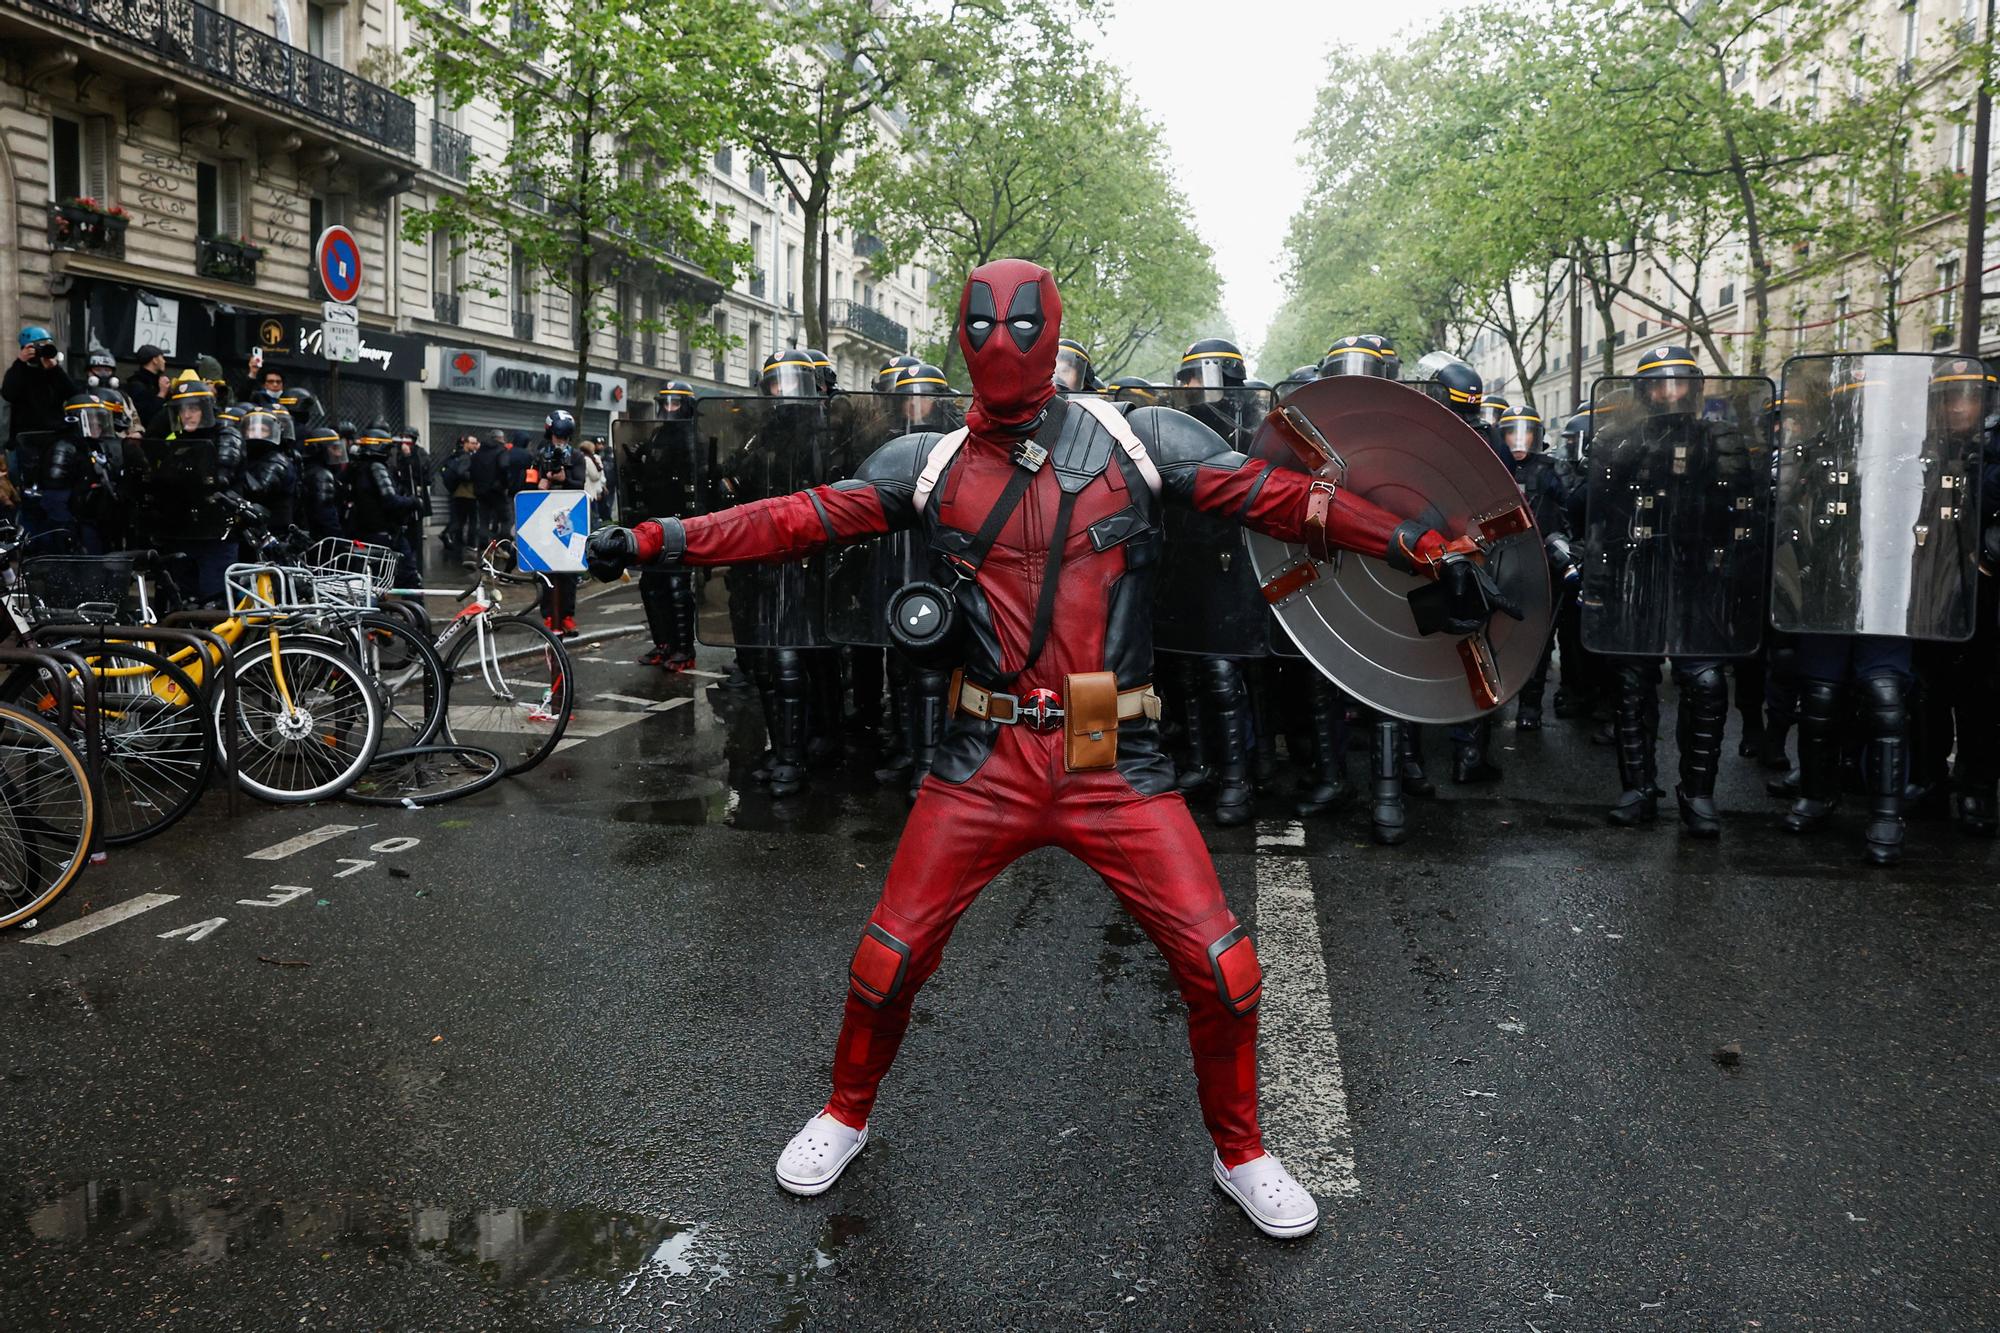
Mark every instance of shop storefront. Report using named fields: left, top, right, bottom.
left=245, top=311, right=428, bottom=433
left=428, top=346, right=628, bottom=446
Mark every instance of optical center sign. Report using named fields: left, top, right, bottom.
left=441, top=348, right=627, bottom=408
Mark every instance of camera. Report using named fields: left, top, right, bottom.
left=32, top=340, right=58, bottom=361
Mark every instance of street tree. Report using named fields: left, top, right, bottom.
left=399, top=0, right=764, bottom=423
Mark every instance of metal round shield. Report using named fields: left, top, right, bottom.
left=1243, top=376, right=1554, bottom=724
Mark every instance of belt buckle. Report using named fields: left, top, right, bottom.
left=1019, top=686, right=1064, bottom=732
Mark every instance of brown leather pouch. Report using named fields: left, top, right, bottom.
left=1064, top=671, right=1120, bottom=771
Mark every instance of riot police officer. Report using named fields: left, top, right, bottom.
left=636, top=383, right=702, bottom=670
left=149, top=379, right=244, bottom=601
left=299, top=426, right=348, bottom=542
left=345, top=420, right=418, bottom=555
left=872, top=355, right=921, bottom=395
left=21, top=391, right=118, bottom=553
left=237, top=405, right=299, bottom=539
left=1054, top=338, right=1100, bottom=393
left=535, top=410, right=581, bottom=635
left=1318, top=334, right=1400, bottom=380
left=1498, top=405, right=1577, bottom=729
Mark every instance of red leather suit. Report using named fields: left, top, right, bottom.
left=631, top=261, right=1438, bottom=1165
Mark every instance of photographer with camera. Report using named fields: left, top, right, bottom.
left=4, top=326, right=75, bottom=453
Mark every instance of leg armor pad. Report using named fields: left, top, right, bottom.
left=849, top=922, right=911, bottom=1009
left=1207, top=924, right=1263, bottom=1016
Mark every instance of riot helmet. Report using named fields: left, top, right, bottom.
left=1633, top=344, right=1703, bottom=414
left=250, top=388, right=295, bottom=446
left=873, top=355, right=921, bottom=394
left=279, top=388, right=321, bottom=430
left=545, top=409, right=576, bottom=442
left=1498, top=405, right=1545, bottom=460
left=62, top=392, right=115, bottom=441
left=240, top=406, right=281, bottom=448
left=336, top=419, right=359, bottom=447
left=1928, top=355, right=1996, bottom=438
left=1176, top=338, right=1248, bottom=393
left=84, top=347, right=118, bottom=387
left=1107, top=376, right=1160, bottom=406
left=760, top=349, right=820, bottom=398
left=892, top=363, right=955, bottom=427
left=1559, top=404, right=1594, bottom=462
left=1414, top=353, right=1482, bottom=418
left=1319, top=335, right=1397, bottom=380
left=803, top=348, right=836, bottom=394
left=303, top=426, right=347, bottom=470
left=169, top=380, right=218, bottom=434
left=654, top=381, right=696, bottom=421
left=355, top=420, right=395, bottom=458
left=1054, top=338, right=1097, bottom=392
left=1478, top=395, right=1510, bottom=430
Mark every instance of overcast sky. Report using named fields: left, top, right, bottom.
left=1091, top=0, right=1481, bottom=373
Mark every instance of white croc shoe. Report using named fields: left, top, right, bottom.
left=1213, top=1151, right=1321, bottom=1238
left=775, top=1113, right=869, bottom=1197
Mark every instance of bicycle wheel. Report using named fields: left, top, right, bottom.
left=344, top=745, right=506, bottom=807
left=0, top=703, right=95, bottom=930
left=0, top=644, right=212, bottom=846
left=353, top=612, right=448, bottom=751
left=442, top=615, right=573, bottom=776
left=218, top=635, right=383, bottom=803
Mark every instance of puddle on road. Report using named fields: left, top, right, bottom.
left=8, top=1180, right=735, bottom=1296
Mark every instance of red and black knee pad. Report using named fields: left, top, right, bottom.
left=849, top=922, right=911, bottom=1009
left=1206, top=924, right=1263, bottom=1016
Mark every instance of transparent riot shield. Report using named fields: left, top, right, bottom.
left=823, top=391, right=968, bottom=647
left=1770, top=354, right=1984, bottom=641
left=1151, top=385, right=1277, bottom=657
left=691, top=395, right=834, bottom=649
left=612, top=414, right=706, bottom=524
left=1579, top=374, right=1774, bottom=657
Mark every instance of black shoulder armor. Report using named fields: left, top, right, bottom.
left=1126, top=404, right=1237, bottom=472
left=849, top=431, right=942, bottom=495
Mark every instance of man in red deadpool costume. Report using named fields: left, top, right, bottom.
left=587, top=259, right=1512, bottom=1238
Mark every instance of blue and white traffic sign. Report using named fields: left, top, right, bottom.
left=514, top=490, right=591, bottom=573
left=314, top=225, right=364, bottom=304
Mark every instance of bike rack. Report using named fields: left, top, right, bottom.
left=46, top=619, right=244, bottom=817
left=0, top=645, right=106, bottom=861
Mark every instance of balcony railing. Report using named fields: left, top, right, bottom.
left=827, top=298, right=907, bottom=353
left=432, top=121, right=471, bottom=181
left=21, top=0, right=416, bottom=154
left=513, top=311, right=535, bottom=341
left=47, top=201, right=128, bottom=260
left=432, top=292, right=460, bottom=324
left=196, top=234, right=261, bottom=284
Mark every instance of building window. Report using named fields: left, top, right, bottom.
left=642, top=291, right=658, bottom=366
left=713, top=146, right=732, bottom=176
left=1719, top=283, right=1735, bottom=307
left=747, top=320, right=761, bottom=382
left=50, top=113, right=112, bottom=203
left=1834, top=293, right=1852, bottom=348
left=678, top=321, right=693, bottom=375
left=1954, top=110, right=1972, bottom=172
left=306, top=1, right=343, bottom=64
left=1902, top=2, right=1919, bottom=72
left=196, top=161, right=243, bottom=239
left=1939, top=257, right=1962, bottom=331
left=713, top=310, right=728, bottom=382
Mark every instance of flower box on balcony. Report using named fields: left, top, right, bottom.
left=48, top=200, right=129, bottom=259
left=196, top=235, right=263, bottom=285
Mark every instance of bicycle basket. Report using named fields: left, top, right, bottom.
left=20, top=554, right=137, bottom=624
left=304, top=539, right=398, bottom=608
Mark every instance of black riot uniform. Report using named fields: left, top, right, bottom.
left=635, top=382, right=703, bottom=670
left=881, top=364, right=964, bottom=799
left=299, top=427, right=348, bottom=542
left=534, top=411, right=581, bottom=634
left=20, top=391, right=119, bottom=554
left=1582, top=347, right=1760, bottom=837
left=1499, top=406, right=1577, bottom=729
left=149, top=379, right=244, bottom=600
left=237, top=406, right=299, bottom=539
left=344, top=421, right=417, bottom=549
left=1552, top=406, right=1609, bottom=719
left=1415, top=353, right=1506, bottom=785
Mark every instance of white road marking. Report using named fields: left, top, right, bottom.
left=1257, top=824, right=1307, bottom=850
left=683, top=669, right=726, bottom=680
left=244, top=824, right=361, bottom=861
left=648, top=697, right=691, bottom=713
left=21, top=893, right=178, bottom=946
left=158, top=918, right=227, bottom=942
left=239, top=885, right=313, bottom=908
left=595, top=692, right=659, bottom=707
left=1254, top=820, right=1359, bottom=1199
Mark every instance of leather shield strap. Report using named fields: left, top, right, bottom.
left=1302, top=479, right=1337, bottom=563
left=956, top=677, right=1159, bottom=723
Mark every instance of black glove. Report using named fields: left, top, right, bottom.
left=585, top=525, right=640, bottom=582
left=1407, top=553, right=1526, bottom=636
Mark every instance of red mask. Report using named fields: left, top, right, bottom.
left=957, top=258, right=1062, bottom=438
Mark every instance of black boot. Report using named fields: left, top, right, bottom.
left=1370, top=718, right=1406, bottom=845
left=768, top=651, right=810, bottom=797
left=1204, top=658, right=1254, bottom=827
left=1175, top=658, right=1213, bottom=792
left=1675, top=663, right=1727, bottom=838
left=1248, top=664, right=1279, bottom=790
left=1607, top=664, right=1658, bottom=826
left=1782, top=679, right=1842, bottom=833
left=1859, top=675, right=1907, bottom=865
left=1517, top=641, right=1551, bottom=731
left=1400, top=725, right=1435, bottom=796
left=1760, top=642, right=1798, bottom=770
left=873, top=656, right=914, bottom=784
left=1766, top=767, right=1800, bottom=798
left=1296, top=680, right=1354, bottom=816
left=1452, top=718, right=1503, bottom=784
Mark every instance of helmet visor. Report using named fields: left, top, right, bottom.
left=1319, top=349, right=1390, bottom=379
left=72, top=405, right=112, bottom=439
left=760, top=360, right=819, bottom=398
left=242, top=411, right=277, bottom=441
left=172, top=394, right=216, bottom=432
left=1501, top=419, right=1541, bottom=458
left=1053, top=347, right=1092, bottom=391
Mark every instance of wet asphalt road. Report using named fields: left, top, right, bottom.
left=2, top=577, right=1997, bottom=1331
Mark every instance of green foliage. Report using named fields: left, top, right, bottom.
left=849, top=44, right=1222, bottom=380
left=398, top=0, right=764, bottom=417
